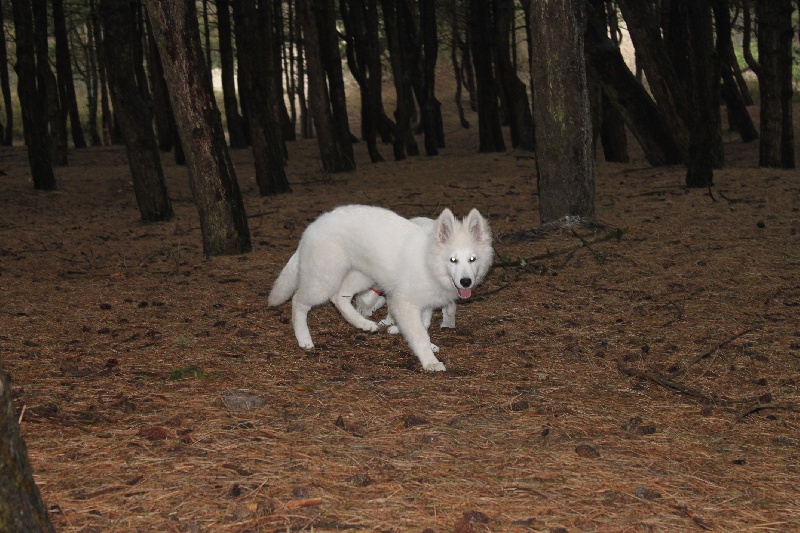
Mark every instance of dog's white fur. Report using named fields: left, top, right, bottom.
left=352, top=217, right=457, bottom=331
left=268, top=205, right=492, bottom=371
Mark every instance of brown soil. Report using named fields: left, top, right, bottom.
left=1, top=105, right=799, bottom=532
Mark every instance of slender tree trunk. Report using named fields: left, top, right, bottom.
left=232, top=0, right=290, bottom=194
left=296, top=13, right=312, bottom=139
left=85, top=7, right=102, bottom=146
left=0, top=0, right=15, bottom=145
left=598, top=0, right=628, bottom=162
left=217, top=0, right=248, bottom=148
left=712, top=0, right=758, bottom=142
left=299, top=0, right=355, bottom=171
left=742, top=0, right=761, bottom=78
left=0, top=368, right=56, bottom=532
left=341, top=0, right=383, bottom=162
left=584, top=12, right=682, bottom=166
left=53, top=0, right=87, bottom=149
left=366, top=0, right=394, bottom=144
left=90, top=0, right=113, bottom=145
left=530, top=0, right=595, bottom=223
left=272, top=0, right=295, bottom=143
left=470, top=0, right=505, bottom=152
left=616, top=0, right=690, bottom=162
left=450, top=4, right=470, bottom=129
left=33, top=0, right=67, bottom=165
left=101, top=0, right=173, bottom=222
left=12, top=0, right=55, bottom=189
left=419, top=0, right=444, bottom=152
left=146, top=17, right=175, bottom=152
left=145, top=0, right=253, bottom=255
left=495, top=0, right=534, bottom=151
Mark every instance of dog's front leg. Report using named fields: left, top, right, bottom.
left=390, top=300, right=446, bottom=371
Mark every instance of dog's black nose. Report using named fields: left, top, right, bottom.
left=460, top=278, right=472, bottom=288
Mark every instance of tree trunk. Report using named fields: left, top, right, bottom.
left=33, top=0, right=67, bottom=165
left=495, top=0, right=534, bottom=151
left=616, top=0, right=690, bottom=162
left=530, top=0, right=595, bottom=224
left=85, top=6, right=102, bottom=146
left=0, top=1, right=13, bottom=145
left=102, top=0, right=173, bottom=222
left=146, top=17, right=176, bottom=152
left=450, top=4, right=470, bottom=129
left=712, top=0, right=758, bottom=142
left=53, top=0, right=87, bottom=149
left=299, top=0, right=356, bottom=171
left=741, top=0, right=761, bottom=78
left=418, top=0, right=444, bottom=153
left=0, top=368, right=55, bottom=532
left=295, top=13, right=312, bottom=139
left=12, top=0, right=56, bottom=189
left=272, top=0, right=295, bottom=143
left=232, top=0, right=290, bottom=195
left=217, top=0, right=247, bottom=148
left=584, top=13, right=682, bottom=166
left=470, top=0, right=505, bottom=153
left=90, top=0, right=113, bottom=145
left=340, top=0, right=383, bottom=162
left=756, top=0, right=795, bottom=168
left=145, top=0, right=253, bottom=255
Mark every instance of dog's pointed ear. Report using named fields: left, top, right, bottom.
left=466, top=209, right=490, bottom=243
left=435, top=208, right=456, bottom=244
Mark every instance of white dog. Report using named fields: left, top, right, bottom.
left=351, top=217, right=457, bottom=331
left=268, top=205, right=493, bottom=371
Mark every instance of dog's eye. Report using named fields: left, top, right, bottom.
left=450, top=257, right=458, bottom=263
left=469, top=256, right=477, bottom=263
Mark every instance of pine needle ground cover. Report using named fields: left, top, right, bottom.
left=1, top=108, right=798, bottom=531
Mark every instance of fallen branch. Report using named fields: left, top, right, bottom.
left=733, top=402, right=800, bottom=425
left=617, top=354, right=716, bottom=403
left=669, top=327, right=753, bottom=378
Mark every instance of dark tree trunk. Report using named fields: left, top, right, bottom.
left=530, top=0, right=595, bottom=224
left=84, top=6, right=102, bottom=146
left=682, top=0, right=720, bottom=187
left=584, top=12, right=682, bottom=166
left=33, top=0, right=67, bottom=165
left=145, top=0, right=253, bottom=255
left=419, top=0, right=444, bottom=153
left=742, top=0, right=761, bottom=78
left=101, top=0, right=173, bottom=222
left=495, top=0, right=534, bottom=151
left=217, top=0, right=248, bottom=148
left=450, top=4, right=469, bottom=129
left=341, top=0, right=383, bottom=162
left=285, top=0, right=298, bottom=133
left=12, top=0, right=55, bottom=189
left=0, top=0, right=14, bottom=145
left=0, top=368, right=55, bottom=532
left=616, top=0, right=690, bottom=162
left=380, top=0, right=418, bottom=160
left=53, top=0, right=87, bottom=149
left=712, top=0, right=758, bottom=142
left=232, top=0, right=290, bottom=194
left=756, top=0, right=795, bottom=168
left=366, top=0, right=394, bottom=144
left=90, top=0, right=113, bottom=145
left=296, top=13, right=313, bottom=139
left=299, top=0, right=356, bottom=171
left=470, top=0, right=505, bottom=152
left=146, top=16, right=175, bottom=152
left=273, top=0, right=295, bottom=143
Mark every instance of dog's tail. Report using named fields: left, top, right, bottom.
left=268, top=252, right=299, bottom=306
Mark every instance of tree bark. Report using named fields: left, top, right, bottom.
left=756, top=0, right=795, bottom=168
left=495, top=0, right=534, bottom=151
left=102, top=0, right=173, bottom=222
left=340, top=0, right=383, bottom=162
left=217, top=0, right=248, bottom=148
left=146, top=16, right=176, bottom=152
left=299, top=0, right=356, bottom=171
left=584, top=13, right=682, bottom=166
left=418, top=0, right=444, bottom=154
left=145, top=0, right=253, bottom=255
left=33, top=0, right=67, bottom=165
left=712, top=0, right=758, bottom=142
left=450, top=4, right=470, bottom=129
left=90, top=0, right=113, bottom=145
left=616, top=0, right=690, bottom=162
left=530, top=0, right=595, bottom=224
left=470, top=0, right=505, bottom=153
left=0, top=1, right=13, bottom=145
left=0, top=368, right=55, bottom=532
left=12, top=0, right=56, bottom=189
left=53, top=0, right=87, bottom=148
left=232, top=0, right=290, bottom=195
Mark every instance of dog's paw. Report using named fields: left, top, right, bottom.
left=386, top=325, right=400, bottom=335
left=440, top=320, right=456, bottom=329
left=423, top=361, right=446, bottom=372
left=430, top=343, right=440, bottom=353
left=298, top=340, right=314, bottom=350
left=360, top=321, right=379, bottom=333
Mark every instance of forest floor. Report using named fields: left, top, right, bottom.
left=1, top=101, right=799, bottom=532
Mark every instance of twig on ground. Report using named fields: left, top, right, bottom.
left=617, top=354, right=717, bottom=404
left=669, top=327, right=753, bottom=377
left=733, top=403, right=800, bottom=425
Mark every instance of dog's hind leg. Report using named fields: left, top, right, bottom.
left=390, top=300, right=446, bottom=371
left=291, top=295, right=315, bottom=349
left=333, top=271, right=380, bottom=332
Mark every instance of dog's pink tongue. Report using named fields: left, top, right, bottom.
left=458, top=288, right=472, bottom=299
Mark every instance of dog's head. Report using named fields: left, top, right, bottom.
left=434, top=208, right=493, bottom=299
